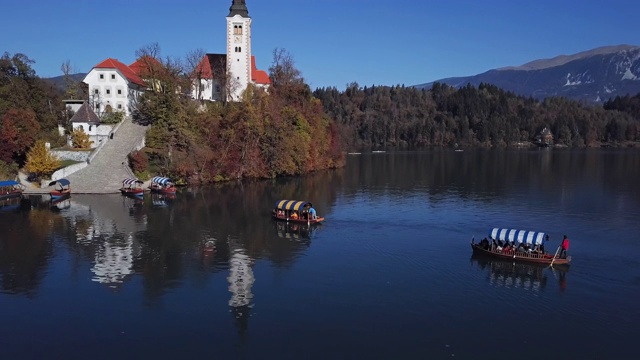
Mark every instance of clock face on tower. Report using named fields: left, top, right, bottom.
left=234, top=35, right=241, bottom=43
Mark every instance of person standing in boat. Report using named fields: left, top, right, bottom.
left=560, top=235, right=570, bottom=258
left=309, top=207, right=317, bottom=220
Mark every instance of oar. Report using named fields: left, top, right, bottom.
left=548, top=245, right=561, bottom=268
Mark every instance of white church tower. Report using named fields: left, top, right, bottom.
left=226, top=0, right=252, bottom=101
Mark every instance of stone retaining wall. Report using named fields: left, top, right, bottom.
left=51, top=149, right=93, bottom=162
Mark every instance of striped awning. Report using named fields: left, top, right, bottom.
left=490, top=228, right=547, bottom=245
left=122, top=178, right=143, bottom=185
left=151, top=176, right=172, bottom=185
left=48, top=178, right=70, bottom=187
left=275, top=200, right=312, bottom=211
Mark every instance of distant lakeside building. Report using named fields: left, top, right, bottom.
left=81, top=0, right=270, bottom=116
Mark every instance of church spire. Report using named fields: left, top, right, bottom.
left=228, top=0, right=249, bottom=17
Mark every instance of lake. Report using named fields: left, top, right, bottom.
left=1, top=149, right=639, bottom=359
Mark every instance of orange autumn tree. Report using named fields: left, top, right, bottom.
left=25, top=140, right=61, bottom=179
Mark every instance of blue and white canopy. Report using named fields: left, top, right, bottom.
left=151, top=176, right=173, bottom=185
left=489, top=228, right=547, bottom=245
left=122, top=178, right=143, bottom=185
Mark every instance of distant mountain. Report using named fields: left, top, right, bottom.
left=415, top=45, right=640, bottom=103
left=44, top=73, right=87, bottom=91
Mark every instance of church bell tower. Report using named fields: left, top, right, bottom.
left=226, top=0, right=252, bottom=101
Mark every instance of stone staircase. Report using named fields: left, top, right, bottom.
left=63, top=118, right=147, bottom=193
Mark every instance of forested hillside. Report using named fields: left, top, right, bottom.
left=0, top=52, right=66, bottom=178
left=131, top=48, right=344, bottom=183
left=314, top=82, right=640, bottom=148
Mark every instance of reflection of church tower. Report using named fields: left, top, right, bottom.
left=91, top=233, right=137, bottom=288
left=227, top=240, right=254, bottom=337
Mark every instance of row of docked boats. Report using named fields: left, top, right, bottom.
left=1, top=179, right=71, bottom=203
left=120, top=176, right=177, bottom=198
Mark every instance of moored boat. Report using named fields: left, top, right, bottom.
left=120, top=178, right=145, bottom=197
left=272, top=199, right=324, bottom=224
left=49, top=178, right=71, bottom=200
left=471, top=228, right=571, bottom=266
left=0, top=180, right=25, bottom=200
left=149, top=176, right=176, bottom=195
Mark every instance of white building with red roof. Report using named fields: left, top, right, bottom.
left=82, top=58, right=147, bottom=116
left=192, top=0, right=271, bottom=102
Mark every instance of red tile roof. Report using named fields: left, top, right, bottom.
left=192, top=54, right=227, bottom=80
left=251, top=56, right=271, bottom=85
left=93, top=58, right=147, bottom=87
left=129, top=56, right=162, bottom=78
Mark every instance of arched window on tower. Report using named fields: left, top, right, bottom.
left=235, top=47, right=242, bottom=53
left=234, top=24, right=243, bottom=35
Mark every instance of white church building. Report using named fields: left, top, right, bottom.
left=82, top=0, right=270, bottom=113
left=192, top=0, right=271, bottom=102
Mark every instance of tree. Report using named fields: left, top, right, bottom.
left=185, top=48, right=207, bottom=101
left=0, top=109, right=40, bottom=163
left=60, top=60, right=78, bottom=99
left=71, top=127, right=93, bottom=149
left=25, top=140, right=61, bottom=178
left=268, top=48, right=303, bottom=88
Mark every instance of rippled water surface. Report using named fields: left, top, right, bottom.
left=1, top=149, right=639, bottom=359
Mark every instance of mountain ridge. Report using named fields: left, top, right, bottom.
left=416, top=44, right=640, bottom=103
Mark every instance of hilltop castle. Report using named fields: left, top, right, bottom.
left=82, top=0, right=270, bottom=115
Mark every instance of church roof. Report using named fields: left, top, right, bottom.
left=194, top=54, right=227, bottom=80
left=129, top=56, right=162, bottom=78
left=69, top=102, right=101, bottom=124
left=228, top=0, right=249, bottom=17
left=93, top=58, right=147, bottom=87
left=192, top=54, right=270, bottom=85
left=251, top=56, right=271, bottom=85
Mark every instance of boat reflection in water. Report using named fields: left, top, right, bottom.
left=49, top=197, right=71, bottom=211
left=151, top=192, right=176, bottom=207
left=274, top=221, right=317, bottom=241
left=470, top=254, right=568, bottom=292
left=0, top=196, right=26, bottom=213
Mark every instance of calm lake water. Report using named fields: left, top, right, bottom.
left=1, top=149, right=639, bottom=359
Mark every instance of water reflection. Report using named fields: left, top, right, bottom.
left=470, top=254, right=569, bottom=292
left=274, top=221, right=317, bottom=241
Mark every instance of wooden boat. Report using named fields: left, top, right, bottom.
left=48, top=178, right=71, bottom=200
left=149, top=176, right=176, bottom=195
left=471, top=228, right=571, bottom=266
left=0, top=180, right=25, bottom=200
left=272, top=200, right=325, bottom=224
left=120, top=178, right=145, bottom=197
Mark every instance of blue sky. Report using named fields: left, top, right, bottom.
left=1, top=0, right=638, bottom=89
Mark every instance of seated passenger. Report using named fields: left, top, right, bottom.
left=291, top=212, right=299, bottom=220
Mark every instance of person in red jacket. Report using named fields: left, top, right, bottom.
left=560, top=235, right=570, bottom=258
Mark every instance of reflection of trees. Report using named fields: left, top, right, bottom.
left=0, top=199, right=57, bottom=296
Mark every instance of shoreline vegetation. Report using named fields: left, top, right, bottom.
left=2, top=50, right=640, bottom=183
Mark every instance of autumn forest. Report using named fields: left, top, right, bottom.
left=2, top=49, right=640, bottom=182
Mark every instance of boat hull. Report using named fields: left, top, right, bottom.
left=120, top=188, right=144, bottom=197
left=471, top=244, right=571, bottom=266
left=150, top=187, right=176, bottom=195
left=272, top=215, right=325, bottom=224
left=50, top=190, right=71, bottom=200
left=0, top=191, right=22, bottom=200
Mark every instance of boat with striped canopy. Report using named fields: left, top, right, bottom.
left=272, top=200, right=324, bottom=224
left=120, top=178, right=144, bottom=197
left=48, top=178, right=71, bottom=200
left=0, top=180, right=25, bottom=200
left=149, top=176, right=176, bottom=195
left=471, top=228, right=571, bottom=266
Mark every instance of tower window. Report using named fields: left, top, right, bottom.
left=235, top=47, right=242, bottom=53
left=234, top=24, right=243, bottom=35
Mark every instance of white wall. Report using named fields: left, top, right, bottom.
left=227, top=15, right=252, bottom=101
left=84, top=69, right=139, bottom=116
